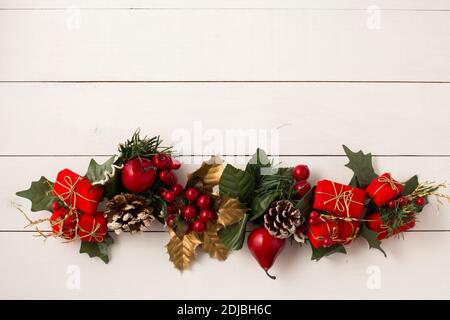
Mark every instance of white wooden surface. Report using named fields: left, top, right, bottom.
left=1, top=0, right=450, bottom=299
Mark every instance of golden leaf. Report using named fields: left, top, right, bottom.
left=187, top=155, right=224, bottom=193
left=166, top=230, right=202, bottom=271
left=217, top=196, right=248, bottom=227
left=202, top=223, right=229, bottom=261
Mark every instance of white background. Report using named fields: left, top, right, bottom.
left=1, top=0, right=450, bottom=299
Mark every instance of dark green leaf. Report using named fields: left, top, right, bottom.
left=16, top=176, right=57, bottom=212
left=79, top=234, right=114, bottom=264
left=174, top=215, right=188, bottom=239
left=218, top=214, right=249, bottom=250
left=245, top=148, right=271, bottom=184
left=85, top=156, right=120, bottom=198
left=348, top=175, right=359, bottom=188
left=360, top=224, right=387, bottom=257
left=311, top=244, right=347, bottom=261
left=401, top=175, right=419, bottom=196
left=342, top=145, right=377, bottom=188
left=219, top=164, right=255, bottom=203
left=250, top=192, right=278, bottom=221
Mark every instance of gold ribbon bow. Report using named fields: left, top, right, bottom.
left=55, top=175, right=97, bottom=208
left=372, top=175, right=401, bottom=197
left=316, top=182, right=364, bottom=217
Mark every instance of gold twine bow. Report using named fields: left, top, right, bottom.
left=78, top=219, right=105, bottom=243
left=309, top=216, right=360, bottom=244
left=316, top=182, right=364, bottom=217
left=55, top=175, right=97, bottom=208
left=372, top=175, right=401, bottom=197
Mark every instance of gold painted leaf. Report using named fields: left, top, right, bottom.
left=187, top=155, right=224, bottom=193
left=202, top=223, right=229, bottom=261
left=217, top=196, right=248, bottom=227
left=166, top=230, right=202, bottom=271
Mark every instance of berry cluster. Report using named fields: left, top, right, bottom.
left=387, top=196, right=425, bottom=209
left=292, top=164, right=311, bottom=198
left=166, top=187, right=217, bottom=234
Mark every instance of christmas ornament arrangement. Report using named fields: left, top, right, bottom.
left=16, top=131, right=450, bottom=277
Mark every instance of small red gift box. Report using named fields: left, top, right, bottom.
left=366, top=173, right=403, bottom=207
left=307, top=215, right=360, bottom=249
left=313, top=180, right=366, bottom=218
left=53, top=169, right=104, bottom=215
left=366, top=212, right=415, bottom=240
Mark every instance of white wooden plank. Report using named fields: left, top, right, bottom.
left=1, top=0, right=450, bottom=10
left=1, top=10, right=450, bottom=81
left=5, top=156, right=450, bottom=231
left=1, top=231, right=449, bottom=299
left=1, top=83, right=450, bottom=155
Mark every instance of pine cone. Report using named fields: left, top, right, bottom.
left=264, top=200, right=303, bottom=239
left=106, top=193, right=155, bottom=235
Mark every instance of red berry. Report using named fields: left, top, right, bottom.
left=388, top=200, right=397, bottom=209
left=292, top=165, right=310, bottom=181
left=182, top=205, right=198, bottom=220
left=309, top=211, right=319, bottom=220
left=167, top=203, right=177, bottom=215
left=415, top=197, right=426, bottom=206
left=199, top=209, right=216, bottom=222
left=323, top=237, right=333, bottom=248
left=185, top=187, right=200, bottom=202
left=163, top=191, right=176, bottom=203
left=166, top=214, right=176, bottom=228
left=309, top=217, right=317, bottom=225
left=160, top=190, right=167, bottom=198
left=192, top=220, right=207, bottom=233
left=122, top=158, right=156, bottom=193
left=159, top=170, right=175, bottom=186
left=399, top=196, right=409, bottom=207
left=196, top=194, right=212, bottom=210
left=171, top=184, right=184, bottom=196
left=170, top=159, right=182, bottom=170
left=294, top=181, right=312, bottom=198
left=51, top=201, right=61, bottom=211
left=152, top=153, right=171, bottom=170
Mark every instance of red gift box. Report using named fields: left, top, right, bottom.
left=307, top=215, right=360, bottom=249
left=366, top=173, right=403, bottom=207
left=313, top=180, right=366, bottom=218
left=53, top=169, right=104, bottom=215
left=366, top=212, right=415, bottom=240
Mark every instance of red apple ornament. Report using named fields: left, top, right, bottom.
left=122, top=158, right=156, bottom=193
left=247, top=227, right=286, bottom=280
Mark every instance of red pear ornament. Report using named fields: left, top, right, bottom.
left=247, top=227, right=286, bottom=280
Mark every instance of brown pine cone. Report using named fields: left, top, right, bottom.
left=106, top=193, right=154, bottom=235
left=264, top=200, right=303, bottom=239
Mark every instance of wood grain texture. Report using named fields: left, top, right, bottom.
left=1, top=10, right=450, bottom=81
left=1, top=83, right=450, bottom=155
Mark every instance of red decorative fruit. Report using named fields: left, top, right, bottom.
left=78, top=213, right=107, bottom=243
left=163, top=191, right=176, bottom=203
left=170, top=158, right=182, bottom=170
left=196, top=194, right=211, bottom=210
left=185, top=187, right=200, bottom=202
left=399, top=196, right=409, bottom=206
left=199, top=209, right=216, bottom=222
left=152, top=153, right=171, bottom=170
left=192, top=220, right=207, bottom=233
left=166, top=214, right=176, bottom=228
left=415, top=197, right=426, bottom=206
left=51, top=201, right=61, bottom=212
left=309, top=211, right=319, bottom=220
left=171, top=184, right=184, bottom=196
left=50, top=208, right=76, bottom=240
left=182, top=205, right=198, bottom=220
left=294, top=180, right=311, bottom=198
left=292, top=165, right=310, bottom=181
left=247, top=227, right=286, bottom=280
left=159, top=170, right=175, bottom=186
left=388, top=200, right=397, bottom=209
left=323, top=237, right=333, bottom=247
left=122, top=158, right=156, bottom=193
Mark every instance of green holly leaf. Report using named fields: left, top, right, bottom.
left=401, top=175, right=419, bottom=196
left=85, top=155, right=120, bottom=198
left=250, top=192, right=278, bottom=221
left=16, top=176, right=57, bottom=212
left=343, top=145, right=378, bottom=188
left=245, top=148, right=271, bottom=185
left=79, top=234, right=114, bottom=264
left=218, top=214, right=249, bottom=250
left=360, top=224, right=387, bottom=257
left=311, top=244, right=347, bottom=261
left=219, top=164, right=255, bottom=203
left=348, top=175, right=359, bottom=188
